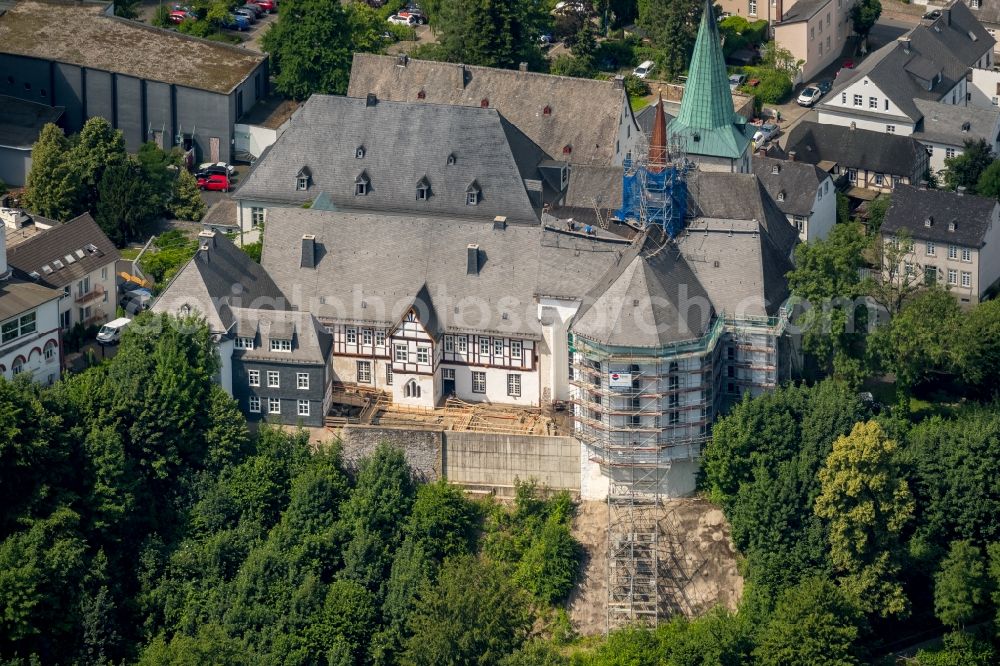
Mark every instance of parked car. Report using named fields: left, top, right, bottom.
left=248, top=0, right=275, bottom=13
left=220, top=14, right=250, bottom=30
left=242, top=2, right=264, bottom=16
left=198, top=161, right=235, bottom=175
left=234, top=7, right=257, bottom=22
left=633, top=60, right=655, bottom=80
left=197, top=165, right=232, bottom=179
left=387, top=13, right=419, bottom=26
left=168, top=9, right=194, bottom=23
left=539, top=33, right=554, bottom=46
left=397, top=8, right=426, bottom=23
left=752, top=123, right=779, bottom=145
left=728, top=73, right=747, bottom=90
left=842, top=58, right=855, bottom=70
left=553, top=1, right=586, bottom=14
left=197, top=173, right=230, bottom=191
left=97, top=318, right=132, bottom=345
left=817, top=79, right=833, bottom=94
left=797, top=85, right=823, bottom=106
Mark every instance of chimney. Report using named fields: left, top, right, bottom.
left=942, top=6, right=951, bottom=26
left=850, top=121, right=857, bottom=130
left=197, top=229, right=217, bottom=259
left=788, top=150, right=796, bottom=162
left=899, top=37, right=911, bottom=53
left=301, top=234, right=316, bottom=268
left=456, top=63, right=466, bottom=89
left=0, top=224, right=9, bottom=281
left=613, top=74, right=625, bottom=90
left=493, top=215, right=507, bottom=230
left=518, top=62, right=528, bottom=72
left=919, top=179, right=929, bottom=190
left=396, top=54, right=408, bottom=67
left=467, top=243, right=480, bottom=275
left=365, top=93, right=378, bottom=107
left=957, top=185, right=966, bottom=195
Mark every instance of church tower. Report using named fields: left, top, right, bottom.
left=667, top=0, right=754, bottom=173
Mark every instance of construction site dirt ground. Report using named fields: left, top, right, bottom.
left=567, top=498, right=744, bottom=636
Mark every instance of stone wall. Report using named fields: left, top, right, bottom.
left=339, top=425, right=441, bottom=481
left=442, top=432, right=580, bottom=494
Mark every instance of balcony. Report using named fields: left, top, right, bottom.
left=75, top=285, right=106, bottom=305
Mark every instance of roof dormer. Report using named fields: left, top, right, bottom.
left=356, top=170, right=370, bottom=196
left=416, top=176, right=431, bottom=201
left=466, top=180, right=481, bottom=205
left=296, top=166, right=312, bottom=191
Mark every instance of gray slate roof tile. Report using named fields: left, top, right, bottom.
left=881, top=183, right=998, bottom=247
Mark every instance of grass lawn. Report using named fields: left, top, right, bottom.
left=119, top=247, right=140, bottom=260
left=630, top=94, right=650, bottom=111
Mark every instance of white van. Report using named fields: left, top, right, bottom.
left=633, top=60, right=655, bottom=79
left=97, top=318, right=131, bottom=345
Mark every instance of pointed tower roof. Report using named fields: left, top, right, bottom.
left=668, top=0, right=752, bottom=161
left=648, top=92, right=668, bottom=173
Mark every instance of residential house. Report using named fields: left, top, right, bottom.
left=772, top=0, right=855, bottom=84
left=6, top=213, right=120, bottom=332
left=346, top=53, right=643, bottom=167
left=752, top=155, right=837, bottom=242
left=151, top=230, right=334, bottom=424
left=881, top=184, right=1000, bottom=303
left=0, top=95, right=64, bottom=187
left=911, top=98, right=1000, bottom=175
left=962, top=0, right=1000, bottom=48
left=234, top=94, right=565, bottom=238
left=782, top=121, right=929, bottom=198
left=0, top=223, right=62, bottom=383
left=667, top=1, right=755, bottom=173
left=0, top=0, right=269, bottom=163
left=817, top=1, right=994, bottom=135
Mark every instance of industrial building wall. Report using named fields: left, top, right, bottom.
left=0, top=147, right=30, bottom=188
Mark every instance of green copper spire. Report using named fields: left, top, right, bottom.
left=668, top=0, right=751, bottom=161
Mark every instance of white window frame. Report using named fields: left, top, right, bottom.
left=749, top=0, right=757, bottom=16
left=948, top=245, right=958, bottom=259
left=472, top=371, right=486, bottom=394
left=444, top=335, right=454, bottom=353
left=962, top=271, right=972, bottom=287
left=510, top=340, right=522, bottom=360
left=416, top=347, right=430, bottom=364
left=268, top=397, right=281, bottom=414
left=962, top=248, right=972, bottom=262
left=44, top=343, right=56, bottom=360
left=507, top=373, right=521, bottom=397
left=346, top=327, right=357, bottom=344
left=251, top=207, right=266, bottom=227
left=362, top=329, right=373, bottom=345
left=270, top=339, right=292, bottom=352
left=267, top=370, right=280, bottom=388
left=249, top=396, right=261, bottom=413
left=479, top=337, right=490, bottom=355
left=375, top=330, right=386, bottom=347
left=853, top=94, right=863, bottom=106
left=296, top=176, right=309, bottom=191
left=236, top=336, right=254, bottom=350
left=357, top=360, right=372, bottom=383
left=297, top=399, right=310, bottom=417
left=493, top=338, right=503, bottom=356
left=948, top=269, right=958, bottom=285
left=456, top=336, right=468, bottom=353
left=386, top=364, right=393, bottom=385
left=297, top=372, right=309, bottom=390
left=442, top=367, right=456, bottom=380
left=249, top=369, right=260, bottom=387
left=926, top=241, right=935, bottom=256
left=395, top=344, right=409, bottom=362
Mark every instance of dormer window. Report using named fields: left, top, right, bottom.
left=356, top=146, right=365, bottom=159
left=925, top=216, right=933, bottom=227
left=480, top=98, right=489, bottom=108
left=467, top=180, right=481, bottom=205
left=563, top=145, right=572, bottom=155
left=296, top=166, right=312, bottom=191
left=771, top=164, right=780, bottom=174
left=356, top=171, right=370, bottom=196
left=776, top=190, right=786, bottom=202
left=417, top=89, right=426, bottom=100
left=416, top=176, right=430, bottom=201
left=271, top=338, right=292, bottom=352
left=235, top=336, right=255, bottom=350
left=949, top=221, right=957, bottom=232
left=447, top=153, right=456, bottom=166
left=543, top=105, right=552, bottom=116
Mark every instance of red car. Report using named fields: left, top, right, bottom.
left=197, top=173, right=229, bottom=192
left=842, top=59, right=855, bottom=69
left=169, top=9, right=194, bottom=23
left=248, top=0, right=275, bottom=12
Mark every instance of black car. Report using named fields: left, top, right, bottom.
left=196, top=165, right=230, bottom=178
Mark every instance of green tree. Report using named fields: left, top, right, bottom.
left=944, top=138, right=994, bottom=193
left=914, top=630, right=999, bottom=666
left=95, top=158, right=159, bottom=245
left=814, top=420, right=915, bottom=618
left=850, top=0, right=881, bottom=43
left=170, top=169, right=207, bottom=221
left=934, top=540, right=990, bottom=630
left=569, top=20, right=598, bottom=70
left=402, top=555, right=531, bottom=666
left=22, top=123, right=82, bottom=220
left=975, top=158, right=1000, bottom=198
left=405, top=480, right=479, bottom=562
left=761, top=40, right=804, bottom=79
left=139, top=624, right=253, bottom=665
left=514, top=514, right=581, bottom=604
left=433, top=0, right=546, bottom=70
left=957, top=299, right=1000, bottom=398
left=863, top=195, right=890, bottom=233
left=866, top=229, right=923, bottom=316
left=113, top=0, right=141, bottom=19
left=638, top=0, right=702, bottom=80
left=69, top=117, right=128, bottom=210
left=261, top=0, right=384, bottom=99
left=754, top=577, right=866, bottom=666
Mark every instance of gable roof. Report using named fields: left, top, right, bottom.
left=231, top=307, right=331, bottom=364
left=0, top=1, right=265, bottom=95
left=881, top=184, right=997, bottom=247
left=6, top=213, right=119, bottom=288
left=151, top=232, right=286, bottom=334
left=751, top=156, right=829, bottom=217
left=346, top=53, right=632, bottom=166
left=235, top=95, right=546, bottom=224
left=782, top=121, right=927, bottom=177
left=911, top=98, right=1000, bottom=146
left=668, top=0, right=752, bottom=160
left=963, top=0, right=1000, bottom=26
left=0, top=276, right=61, bottom=322
left=917, top=1, right=994, bottom=68
left=779, top=0, right=834, bottom=23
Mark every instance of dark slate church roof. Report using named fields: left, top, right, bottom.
left=236, top=94, right=547, bottom=224
left=751, top=156, right=829, bottom=218
left=782, top=121, right=927, bottom=177
left=881, top=184, right=998, bottom=248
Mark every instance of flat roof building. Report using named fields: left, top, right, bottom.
left=0, top=94, right=63, bottom=186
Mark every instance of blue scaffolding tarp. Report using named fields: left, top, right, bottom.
left=615, top=159, right=688, bottom=238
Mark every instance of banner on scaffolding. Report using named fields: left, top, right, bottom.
left=608, top=372, right=632, bottom=389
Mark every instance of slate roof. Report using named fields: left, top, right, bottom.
left=668, top=0, right=752, bottom=160
left=821, top=1, right=992, bottom=123
left=911, top=98, right=1000, bottom=147
left=235, top=95, right=546, bottom=224
left=751, top=156, right=829, bottom=217
left=550, top=164, right=624, bottom=226
left=963, top=0, right=1000, bottom=26
left=635, top=102, right=676, bottom=138
left=346, top=53, right=632, bottom=166
left=881, top=184, right=998, bottom=247
left=0, top=1, right=265, bottom=95
left=6, top=213, right=120, bottom=289
left=779, top=0, right=833, bottom=23
left=572, top=240, right=715, bottom=347
left=782, top=121, right=928, bottom=177
left=0, top=276, right=60, bottom=322
left=0, top=95, right=63, bottom=150
left=261, top=208, right=633, bottom=339
left=231, top=307, right=331, bottom=365
left=152, top=231, right=286, bottom=334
